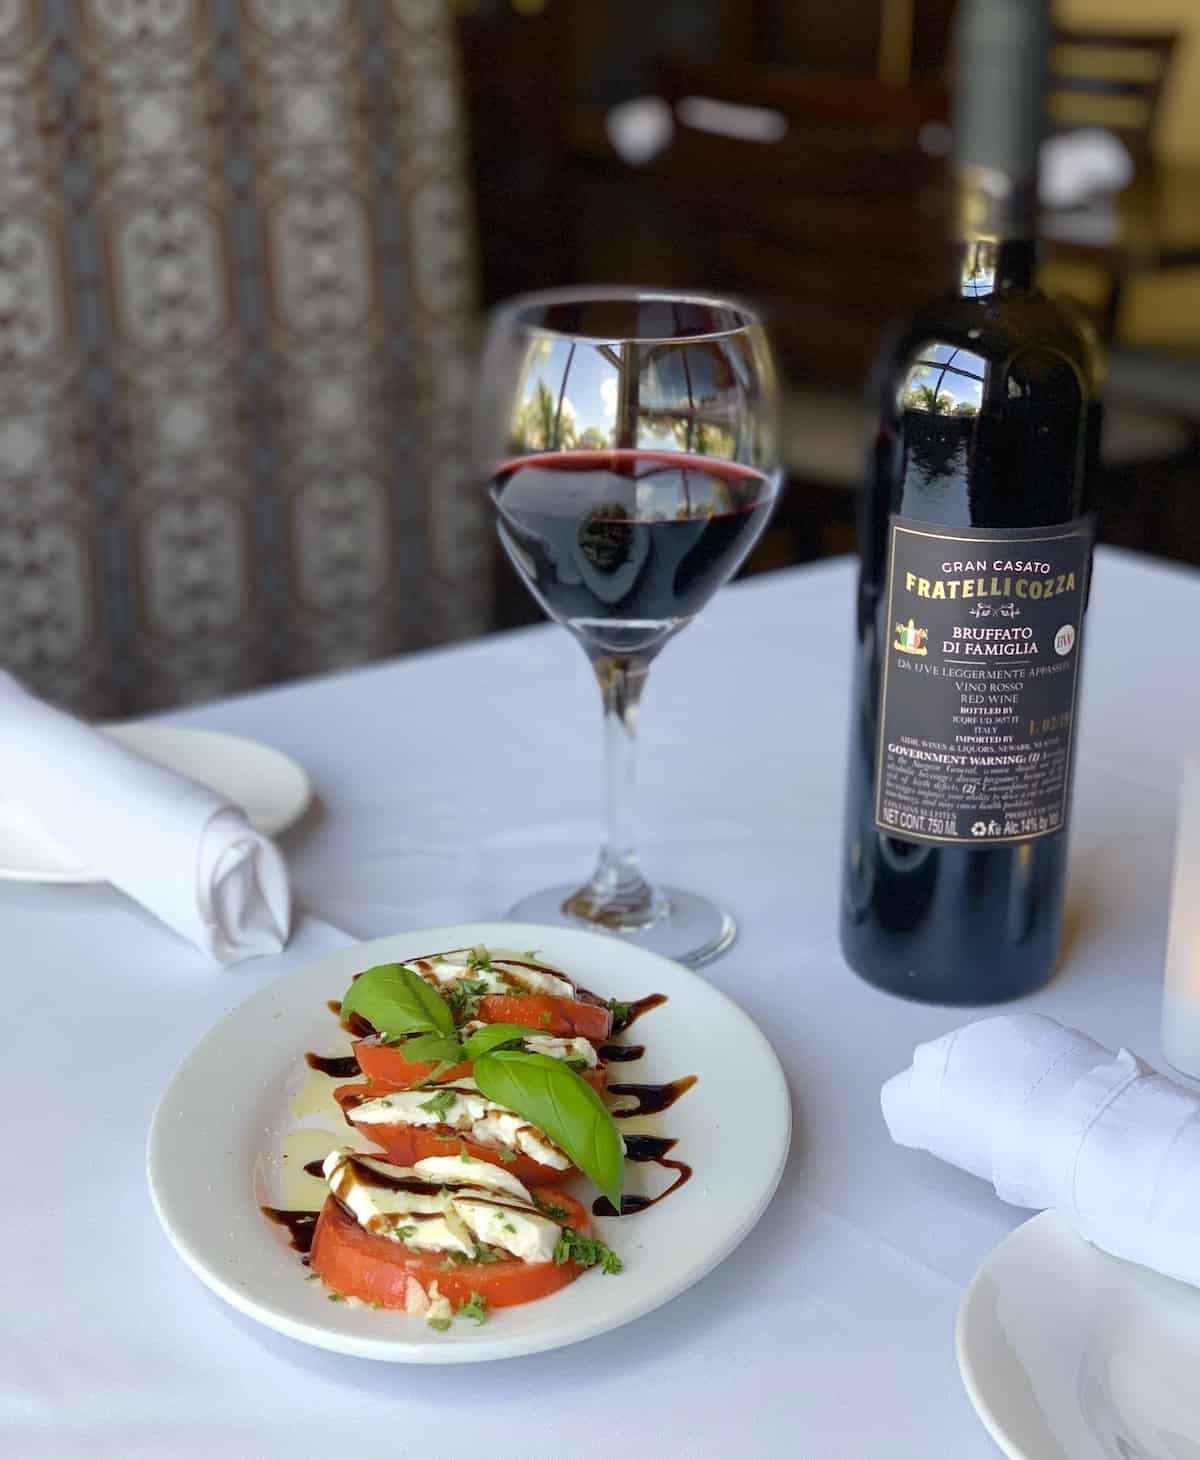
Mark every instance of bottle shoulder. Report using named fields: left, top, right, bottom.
left=879, top=286, right=1099, bottom=392
left=863, top=281, right=1098, bottom=533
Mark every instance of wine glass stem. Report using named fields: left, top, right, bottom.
left=563, top=652, right=665, bottom=929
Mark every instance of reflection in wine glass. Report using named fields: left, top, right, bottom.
left=476, top=289, right=780, bottom=965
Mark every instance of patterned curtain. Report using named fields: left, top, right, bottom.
left=0, top=0, right=488, bottom=717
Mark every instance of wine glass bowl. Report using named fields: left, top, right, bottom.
left=478, top=288, right=780, bottom=965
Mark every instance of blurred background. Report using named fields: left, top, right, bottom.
left=2, top=0, right=1197, bottom=717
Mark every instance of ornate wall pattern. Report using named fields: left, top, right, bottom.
left=0, top=0, right=486, bottom=716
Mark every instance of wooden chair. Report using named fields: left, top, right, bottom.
left=648, top=54, right=951, bottom=385
left=1046, top=30, right=1178, bottom=161
left=1041, top=30, right=1184, bottom=343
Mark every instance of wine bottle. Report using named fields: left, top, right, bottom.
left=839, top=0, right=1102, bottom=1003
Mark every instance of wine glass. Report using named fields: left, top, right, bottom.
left=476, top=287, right=780, bottom=965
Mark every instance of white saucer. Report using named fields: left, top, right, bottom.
left=0, top=724, right=311, bottom=883
left=147, top=921, right=792, bottom=1363
left=957, top=1210, right=1200, bottom=1459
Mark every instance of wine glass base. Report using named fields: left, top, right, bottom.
left=504, top=884, right=736, bottom=967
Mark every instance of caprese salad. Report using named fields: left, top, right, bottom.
left=291, top=945, right=652, bottom=1331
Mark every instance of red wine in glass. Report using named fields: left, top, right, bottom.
left=490, top=449, right=777, bottom=657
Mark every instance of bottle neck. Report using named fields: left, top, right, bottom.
left=952, top=168, right=1037, bottom=297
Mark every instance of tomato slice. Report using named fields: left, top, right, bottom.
left=332, top=1085, right=577, bottom=1186
left=350, top=1037, right=607, bottom=1094
left=353, top=1038, right=473, bottom=1089
left=309, top=1187, right=590, bottom=1310
left=475, top=993, right=612, bottom=1042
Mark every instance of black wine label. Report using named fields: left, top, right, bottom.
left=874, top=516, right=1093, bottom=846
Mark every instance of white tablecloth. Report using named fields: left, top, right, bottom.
left=6, top=549, right=1196, bottom=1460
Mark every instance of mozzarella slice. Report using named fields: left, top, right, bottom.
left=320, top=1149, right=563, bottom=1265
left=519, top=1034, right=599, bottom=1068
left=458, top=1024, right=600, bottom=1069
left=413, top=947, right=576, bottom=1001
left=453, top=1198, right=561, bottom=1264
left=411, top=1153, right=533, bottom=1200
left=322, top=1150, right=475, bottom=1256
left=348, top=1087, right=572, bottom=1170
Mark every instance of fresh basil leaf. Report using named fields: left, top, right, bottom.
left=462, top=1023, right=538, bottom=1060
left=417, top=1060, right=458, bottom=1086
left=473, top=1050, right=623, bottom=1209
left=339, top=964, right=455, bottom=1040
left=395, top=1032, right=465, bottom=1064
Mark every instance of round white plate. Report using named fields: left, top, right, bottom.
left=0, top=724, right=311, bottom=883
left=958, top=1210, right=1200, bottom=1459
left=147, top=922, right=791, bottom=1364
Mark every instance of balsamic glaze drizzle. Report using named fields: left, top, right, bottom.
left=609, top=993, right=667, bottom=1034
left=305, top=1052, right=361, bottom=1079
left=597, top=1042, right=645, bottom=1063
left=326, top=997, right=372, bottom=1037
left=608, top=1075, right=698, bottom=1118
left=593, top=1134, right=693, bottom=1217
left=268, top=982, right=694, bottom=1260
left=261, top=1207, right=318, bottom=1259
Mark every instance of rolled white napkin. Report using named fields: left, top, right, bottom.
left=884, top=1013, right=1200, bottom=1288
left=0, top=672, right=291, bottom=964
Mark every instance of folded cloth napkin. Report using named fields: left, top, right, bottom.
left=883, top=1013, right=1200, bottom=1289
left=0, top=672, right=290, bottom=964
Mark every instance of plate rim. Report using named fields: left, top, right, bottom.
left=0, top=724, right=311, bottom=884
left=955, top=1209, right=1064, bottom=1460
left=147, top=920, right=792, bottom=1364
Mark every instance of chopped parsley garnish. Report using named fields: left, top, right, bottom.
left=427, top=1316, right=452, bottom=1332
left=563, top=1057, right=590, bottom=1072
left=538, top=1010, right=553, bottom=1027
left=533, top=1196, right=569, bottom=1221
left=501, top=1219, right=517, bottom=1235
left=472, top=1245, right=501, bottom=1265
left=497, top=1148, right=518, bottom=1164
left=457, top=1292, right=489, bottom=1325
left=607, top=997, right=633, bottom=1028
left=445, top=977, right=491, bottom=1020
left=554, top=1227, right=623, bottom=1275
left=418, top=1088, right=459, bottom=1120
left=327, top=1292, right=346, bottom=1302
left=393, top=1224, right=416, bottom=1241
left=466, top=945, right=493, bottom=971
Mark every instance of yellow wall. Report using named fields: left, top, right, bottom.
left=1051, top=1, right=1200, bottom=346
